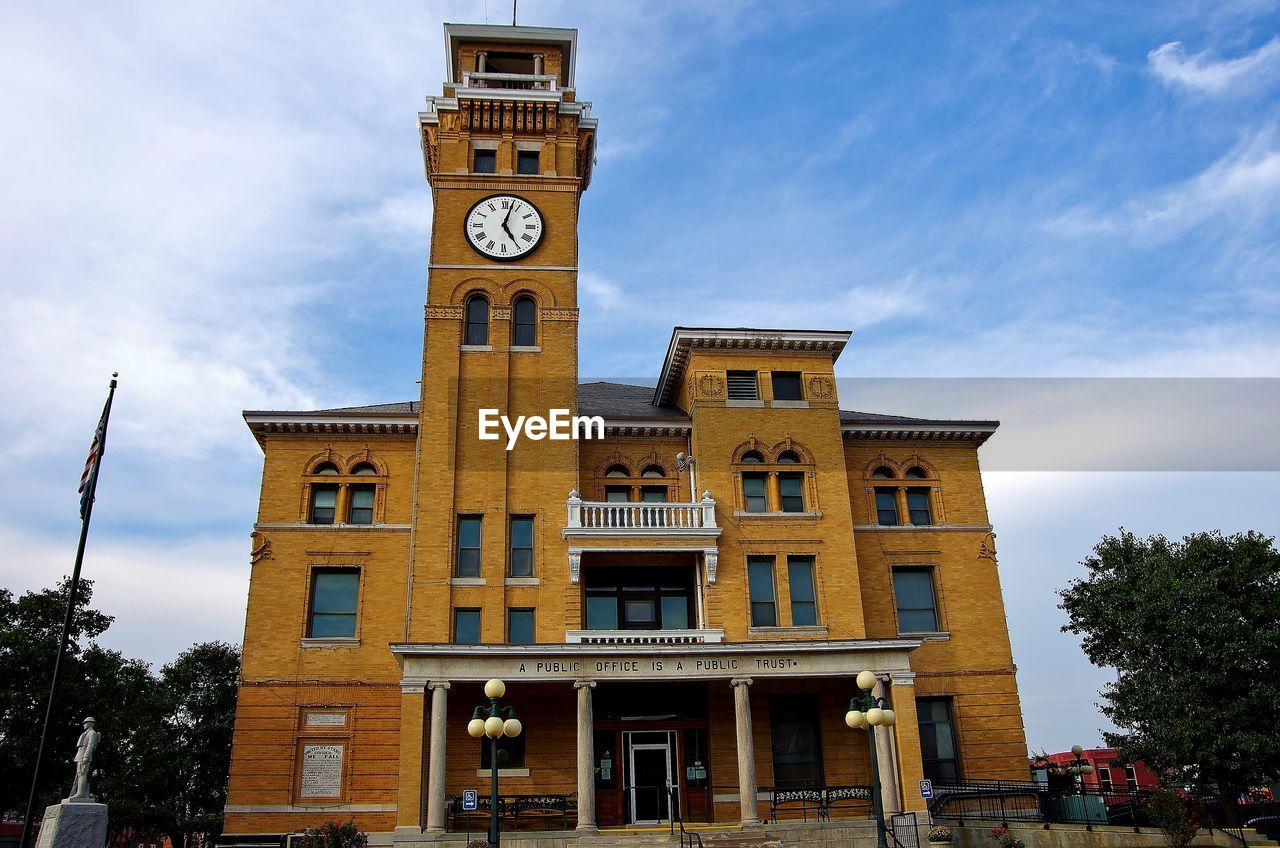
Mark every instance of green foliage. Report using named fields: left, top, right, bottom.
left=1058, top=529, right=1280, bottom=795
left=0, top=578, right=241, bottom=848
left=1145, top=789, right=1203, bottom=848
left=295, top=820, right=369, bottom=848
left=986, top=827, right=1025, bottom=848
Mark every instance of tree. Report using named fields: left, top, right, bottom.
left=1058, top=529, right=1280, bottom=800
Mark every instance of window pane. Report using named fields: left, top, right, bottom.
left=751, top=602, right=777, bottom=627
left=893, top=569, right=938, bottom=632
left=748, top=557, right=776, bottom=626
left=309, top=614, right=355, bottom=638
left=642, top=487, right=667, bottom=503
left=908, top=488, right=932, bottom=524
left=770, top=696, right=823, bottom=788
left=771, top=372, right=803, bottom=401
left=509, top=549, right=533, bottom=577
left=875, top=488, right=899, bottom=525
left=508, top=609, right=534, bottom=644
left=743, top=474, right=767, bottom=512
left=605, top=486, right=630, bottom=502
left=454, top=610, right=480, bottom=644
left=516, top=150, right=539, bottom=175
left=661, top=595, right=689, bottom=630
left=312, top=572, right=358, bottom=613
left=348, top=484, right=375, bottom=525
left=513, top=298, right=536, bottom=345
left=898, top=609, right=938, bottom=632
left=509, top=516, right=533, bottom=576
left=788, top=557, right=816, bottom=626
left=510, top=516, right=533, bottom=547
left=624, top=599, right=656, bottom=624
left=457, top=516, right=482, bottom=577
left=465, top=297, right=489, bottom=345
left=917, top=697, right=959, bottom=783
left=780, top=473, right=804, bottom=512
left=311, top=484, right=338, bottom=524
left=474, top=149, right=496, bottom=173
left=586, top=595, right=618, bottom=630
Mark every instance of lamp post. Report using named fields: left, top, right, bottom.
left=1066, top=745, right=1095, bottom=827
left=845, top=670, right=897, bottom=848
left=467, top=679, right=523, bottom=848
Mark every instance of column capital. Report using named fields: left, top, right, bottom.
left=427, top=680, right=451, bottom=691
left=890, top=671, right=916, bottom=686
left=730, top=677, right=753, bottom=688
left=574, top=679, right=597, bottom=690
left=402, top=680, right=428, bottom=694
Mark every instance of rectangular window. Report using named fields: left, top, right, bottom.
left=584, top=566, right=694, bottom=631
left=892, top=568, right=939, bottom=632
left=1125, top=765, right=1138, bottom=791
left=748, top=556, right=777, bottom=627
left=779, top=473, right=805, bottom=512
left=347, top=484, right=375, bottom=525
left=1098, top=767, right=1113, bottom=792
left=641, top=486, right=667, bottom=503
left=917, top=697, right=960, bottom=783
left=604, top=486, right=630, bottom=503
left=787, top=556, right=817, bottom=626
left=508, top=516, right=534, bottom=577
left=454, top=608, right=481, bottom=644
left=726, top=370, right=759, bottom=400
left=771, top=371, right=803, bottom=401
left=907, top=487, right=932, bottom=525
left=508, top=608, right=534, bottom=644
left=743, top=473, right=768, bottom=512
left=875, top=487, right=899, bottom=526
left=456, top=516, right=482, bottom=577
left=310, top=484, right=338, bottom=524
left=769, top=695, right=823, bottom=788
left=473, top=148, right=497, bottom=173
left=516, top=149, right=539, bottom=175
left=307, top=569, right=358, bottom=638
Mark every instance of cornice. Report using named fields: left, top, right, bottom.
left=841, top=423, right=997, bottom=445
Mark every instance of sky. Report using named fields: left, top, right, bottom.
left=1, top=0, right=1278, bottom=756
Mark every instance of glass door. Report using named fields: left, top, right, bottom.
left=626, top=731, right=675, bottom=824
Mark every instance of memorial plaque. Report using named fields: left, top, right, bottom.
left=300, top=744, right=344, bottom=798
left=306, top=712, right=347, bottom=727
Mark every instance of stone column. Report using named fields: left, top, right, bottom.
left=575, top=680, right=598, bottom=831
left=424, top=682, right=451, bottom=834
left=874, top=679, right=902, bottom=815
left=731, top=678, right=762, bottom=827
left=395, top=683, right=427, bottom=837
left=889, top=672, right=928, bottom=813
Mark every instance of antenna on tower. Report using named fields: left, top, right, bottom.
left=512, top=0, right=517, bottom=25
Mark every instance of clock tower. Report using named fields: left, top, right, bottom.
left=410, top=24, right=597, bottom=642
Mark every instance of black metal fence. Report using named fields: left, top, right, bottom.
left=446, top=792, right=577, bottom=835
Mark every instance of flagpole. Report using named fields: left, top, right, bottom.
left=19, top=372, right=119, bottom=848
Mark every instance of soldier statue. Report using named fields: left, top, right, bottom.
left=68, top=717, right=101, bottom=802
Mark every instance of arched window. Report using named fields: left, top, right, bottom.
left=513, top=295, right=536, bottom=346
left=314, top=462, right=340, bottom=475
left=351, top=463, right=378, bottom=476
left=740, top=451, right=764, bottom=464
left=871, top=466, right=894, bottom=479
left=465, top=294, right=490, bottom=346
left=641, top=465, right=665, bottom=478
left=605, top=465, right=629, bottom=478
left=777, top=451, right=800, bottom=464
left=904, top=467, right=928, bottom=479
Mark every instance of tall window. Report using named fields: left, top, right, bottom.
left=779, top=473, right=805, bottom=512
left=770, top=695, right=823, bottom=788
left=771, top=372, right=803, bottom=401
left=310, top=484, right=338, bottom=524
left=787, top=556, right=817, bottom=626
left=584, top=567, right=693, bottom=630
left=508, top=608, right=535, bottom=644
left=465, top=295, right=489, bottom=345
left=456, top=516, right=482, bottom=577
left=516, top=150, right=539, bottom=175
left=1125, top=766, right=1138, bottom=791
left=1098, top=767, right=1113, bottom=792
left=347, top=484, right=375, bottom=525
left=454, top=609, right=481, bottom=644
left=513, top=295, right=536, bottom=346
left=875, top=487, right=899, bottom=526
left=726, top=370, right=759, bottom=400
left=742, top=473, right=768, bottom=512
left=907, top=488, right=933, bottom=525
left=892, top=568, right=939, bottom=632
left=508, top=516, right=534, bottom=577
left=748, top=556, right=777, bottom=626
left=917, top=698, right=959, bottom=782
left=307, top=569, right=358, bottom=638
left=473, top=148, right=497, bottom=173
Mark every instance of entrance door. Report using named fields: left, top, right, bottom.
left=628, top=741, right=673, bottom=824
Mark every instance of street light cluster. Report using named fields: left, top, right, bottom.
left=845, top=669, right=898, bottom=729
left=1067, top=744, right=1095, bottom=777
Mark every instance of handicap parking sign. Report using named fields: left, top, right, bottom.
left=919, top=779, right=933, bottom=799
left=463, top=789, right=478, bottom=810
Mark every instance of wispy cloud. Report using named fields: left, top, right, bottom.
left=1149, top=36, right=1280, bottom=94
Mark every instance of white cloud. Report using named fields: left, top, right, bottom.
left=1149, top=37, right=1280, bottom=94
left=580, top=271, right=627, bottom=311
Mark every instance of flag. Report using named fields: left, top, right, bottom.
left=78, top=399, right=109, bottom=519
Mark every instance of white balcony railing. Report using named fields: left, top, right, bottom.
left=565, top=491, right=719, bottom=535
left=565, top=629, right=724, bottom=645
left=461, top=71, right=558, bottom=91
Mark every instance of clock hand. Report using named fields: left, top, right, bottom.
left=501, top=202, right=520, bottom=244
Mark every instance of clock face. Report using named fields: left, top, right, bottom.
left=464, top=194, right=544, bottom=260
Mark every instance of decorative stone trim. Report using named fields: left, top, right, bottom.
left=425, top=305, right=464, bottom=319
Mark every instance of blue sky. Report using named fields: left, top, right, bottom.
left=1, top=0, right=1278, bottom=755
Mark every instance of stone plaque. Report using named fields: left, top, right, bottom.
left=306, top=712, right=347, bottom=727
left=300, top=744, right=344, bottom=798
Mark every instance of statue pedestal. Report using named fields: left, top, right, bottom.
left=34, top=801, right=107, bottom=848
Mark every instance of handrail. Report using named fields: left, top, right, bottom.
left=567, top=496, right=718, bottom=531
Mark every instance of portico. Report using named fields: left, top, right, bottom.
left=391, top=639, right=926, bottom=838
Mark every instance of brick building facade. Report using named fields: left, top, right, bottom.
left=223, top=22, right=1028, bottom=844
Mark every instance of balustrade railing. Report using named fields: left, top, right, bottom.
left=566, top=491, right=718, bottom=533
left=461, top=71, right=557, bottom=91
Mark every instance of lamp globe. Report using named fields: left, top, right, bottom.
left=866, top=707, right=885, bottom=726
left=845, top=710, right=866, bottom=729
left=503, top=718, right=523, bottom=737
left=856, top=670, right=877, bottom=691
left=467, top=718, right=486, bottom=738
left=484, top=716, right=504, bottom=737
left=484, top=679, right=506, bottom=699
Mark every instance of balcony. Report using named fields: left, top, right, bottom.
left=564, top=629, right=724, bottom=645
left=460, top=71, right=558, bottom=92
left=564, top=491, right=720, bottom=537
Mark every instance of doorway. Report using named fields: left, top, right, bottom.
left=626, top=731, right=675, bottom=824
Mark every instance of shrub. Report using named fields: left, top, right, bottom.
left=927, top=825, right=953, bottom=842
left=294, top=820, right=368, bottom=848
left=986, top=826, right=1025, bottom=848
left=1146, top=789, right=1203, bottom=848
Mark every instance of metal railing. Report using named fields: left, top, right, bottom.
left=764, top=784, right=874, bottom=822
left=446, top=793, right=577, bottom=835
